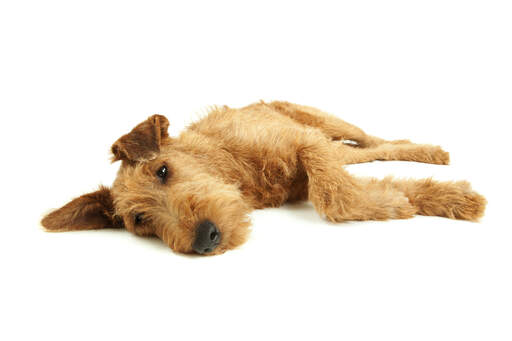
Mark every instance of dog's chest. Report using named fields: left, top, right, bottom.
left=235, top=153, right=306, bottom=209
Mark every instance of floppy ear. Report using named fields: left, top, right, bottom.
left=41, top=186, right=122, bottom=231
left=111, top=114, right=170, bottom=162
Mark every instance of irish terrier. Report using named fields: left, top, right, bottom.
left=41, top=101, right=487, bottom=255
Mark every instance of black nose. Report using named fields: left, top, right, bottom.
left=192, top=220, right=221, bottom=254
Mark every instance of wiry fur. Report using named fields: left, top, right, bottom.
left=41, top=101, right=487, bottom=255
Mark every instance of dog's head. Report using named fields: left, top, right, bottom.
left=41, top=115, right=251, bottom=255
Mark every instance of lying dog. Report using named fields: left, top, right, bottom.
left=41, top=101, right=486, bottom=255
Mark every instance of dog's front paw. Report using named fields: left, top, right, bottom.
left=412, top=180, right=487, bottom=221
left=449, top=188, right=487, bottom=222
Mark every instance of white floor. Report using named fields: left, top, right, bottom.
left=4, top=148, right=509, bottom=341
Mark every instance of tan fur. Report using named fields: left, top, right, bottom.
left=41, top=101, right=487, bottom=255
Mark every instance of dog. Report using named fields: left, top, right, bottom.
left=41, top=101, right=487, bottom=255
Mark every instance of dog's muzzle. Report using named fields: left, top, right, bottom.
left=192, top=220, right=221, bottom=254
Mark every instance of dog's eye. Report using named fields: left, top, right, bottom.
left=134, top=213, right=144, bottom=225
left=156, top=165, right=168, bottom=182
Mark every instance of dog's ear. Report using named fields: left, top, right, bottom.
left=111, top=114, right=170, bottom=162
left=41, top=186, right=122, bottom=231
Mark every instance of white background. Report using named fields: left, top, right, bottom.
left=1, top=1, right=511, bottom=340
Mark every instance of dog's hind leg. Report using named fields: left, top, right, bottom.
left=269, top=101, right=409, bottom=148
left=298, top=134, right=485, bottom=222
left=299, top=148, right=485, bottom=222
left=335, top=142, right=450, bottom=165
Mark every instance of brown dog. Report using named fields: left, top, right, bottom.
left=41, top=101, right=486, bottom=255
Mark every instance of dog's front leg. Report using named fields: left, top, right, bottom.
left=299, top=140, right=417, bottom=222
